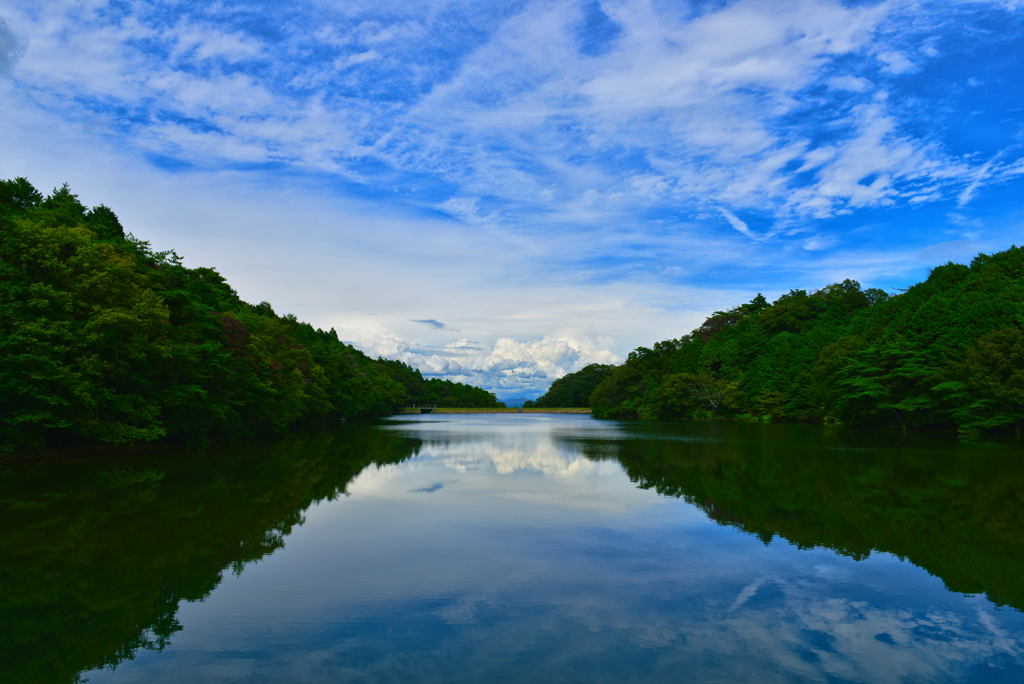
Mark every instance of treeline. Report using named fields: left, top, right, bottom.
left=0, top=178, right=501, bottom=452
left=524, top=363, right=614, bottom=408
left=377, top=358, right=505, bottom=408
left=554, top=248, right=1024, bottom=437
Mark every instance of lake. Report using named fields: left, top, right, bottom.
left=3, top=414, right=1023, bottom=683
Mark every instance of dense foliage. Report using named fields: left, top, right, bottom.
left=377, top=358, right=505, bottom=408
left=0, top=178, right=501, bottom=451
left=565, top=250, right=1023, bottom=436
left=524, top=362, right=614, bottom=408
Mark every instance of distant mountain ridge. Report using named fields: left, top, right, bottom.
left=499, top=397, right=533, bottom=408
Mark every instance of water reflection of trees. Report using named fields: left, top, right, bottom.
left=0, top=426, right=421, bottom=684
left=567, top=423, right=1024, bottom=611
left=6, top=420, right=1022, bottom=683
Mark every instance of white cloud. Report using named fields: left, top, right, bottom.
left=335, top=49, right=380, bottom=70
left=719, top=208, right=759, bottom=240
left=4, top=0, right=1018, bottom=237
left=360, top=333, right=622, bottom=398
left=876, top=50, right=918, bottom=74
left=166, top=20, right=265, bottom=63
left=828, top=75, right=871, bottom=92
left=802, top=234, right=838, bottom=251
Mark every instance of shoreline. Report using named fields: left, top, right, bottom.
left=400, top=408, right=592, bottom=414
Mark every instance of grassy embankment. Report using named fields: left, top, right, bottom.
left=400, top=408, right=591, bottom=414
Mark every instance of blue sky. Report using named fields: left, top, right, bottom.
left=1, top=0, right=1023, bottom=401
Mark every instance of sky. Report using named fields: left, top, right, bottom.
left=1, top=0, right=1023, bottom=402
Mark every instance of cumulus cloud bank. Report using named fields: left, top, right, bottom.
left=362, top=333, right=621, bottom=398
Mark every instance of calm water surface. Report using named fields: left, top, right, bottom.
left=3, top=415, right=1024, bottom=683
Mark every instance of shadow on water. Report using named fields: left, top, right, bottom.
left=559, top=421, right=1024, bottom=610
left=0, top=424, right=422, bottom=684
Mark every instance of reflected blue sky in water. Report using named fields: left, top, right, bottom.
left=86, top=415, right=1024, bottom=683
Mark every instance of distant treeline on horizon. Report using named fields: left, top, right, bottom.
left=0, top=177, right=503, bottom=452
left=530, top=246, right=1023, bottom=438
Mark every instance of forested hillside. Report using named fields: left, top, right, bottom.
left=376, top=358, right=506, bottom=408
left=0, top=177, right=501, bottom=452
left=524, top=363, right=614, bottom=408
left=560, top=249, right=1023, bottom=437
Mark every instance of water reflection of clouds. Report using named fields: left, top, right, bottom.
left=441, top=455, right=483, bottom=473
left=85, top=416, right=1024, bottom=683
left=102, top=561, right=1024, bottom=684
left=345, top=459, right=425, bottom=495
left=381, top=416, right=621, bottom=478
left=683, top=599, right=999, bottom=683
left=337, top=422, right=1024, bottom=682
left=471, top=442, right=592, bottom=476
left=348, top=434, right=636, bottom=513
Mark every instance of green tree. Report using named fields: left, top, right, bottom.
left=562, top=250, right=1023, bottom=437
left=532, top=363, right=614, bottom=408
left=0, top=177, right=502, bottom=451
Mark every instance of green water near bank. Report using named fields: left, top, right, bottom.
left=2, top=415, right=1022, bottom=683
